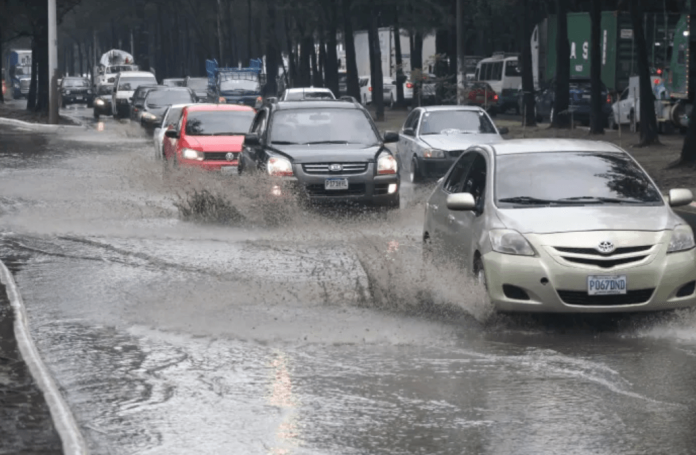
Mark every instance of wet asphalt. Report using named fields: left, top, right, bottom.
left=2, top=105, right=696, bottom=454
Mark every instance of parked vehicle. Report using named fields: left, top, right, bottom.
left=609, top=75, right=667, bottom=130
left=366, top=76, right=396, bottom=107
left=396, top=106, right=506, bottom=184
left=280, top=87, right=336, bottom=101
left=534, top=77, right=612, bottom=125
left=163, top=78, right=185, bottom=87
left=59, top=77, right=94, bottom=108
left=5, top=49, right=32, bottom=99
left=92, top=85, right=114, bottom=119
left=111, top=71, right=158, bottom=119
left=129, top=84, right=161, bottom=123
left=94, top=49, right=138, bottom=87
left=239, top=99, right=400, bottom=209
left=163, top=104, right=255, bottom=173
left=137, top=87, right=196, bottom=133
left=153, top=104, right=191, bottom=160
left=423, top=138, right=696, bottom=313
left=205, top=59, right=264, bottom=108
left=475, top=53, right=521, bottom=113
left=184, top=77, right=209, bottom=101
left=402, top=73, right=438, bottom=104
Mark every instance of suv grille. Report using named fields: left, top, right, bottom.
left=558, top=289, right=655, bottom=306
left=204, top=152, right=238, bottom=161
left=561, top=256, right=648, bottom=268
left=303, top=163, right=368, bottom=175
left=305, top=183, right=365, bottom=197
left=554, top=246, right=652, bottom=256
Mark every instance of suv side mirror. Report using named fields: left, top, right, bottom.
left=165, top=130, right=179, bottom=139
left=403, top=127, right=415, bottom=137
left=244, top=133, right=260, bottom=146
left=383, top=131, right=399, bottom=143
left=498, top=127, right=509, bottom=135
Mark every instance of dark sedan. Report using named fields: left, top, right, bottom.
left=535, top=77, right=612, bottom=126
left=184, top=77, right=209, bottom=101
left=92, top=84, right=114, bottom=119
left=239, top=100, right=400, bottom=209
left=138, top=87, right=197, bottom=133
left=60, top=77, right=94, bottom=108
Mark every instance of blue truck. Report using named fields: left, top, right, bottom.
left=205, top=58, right=265, bottom=108
left=5, top=49, right=32, bottom=99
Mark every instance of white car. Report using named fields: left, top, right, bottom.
left=153, top=104, right=191, bottom=160
left=609, top=75, right=666, bottom=129
left=280, top=87, right=335, bottom=101
left=423, top=138, right=696, bottom=313
left=365, top=76, right=396, bottom=107
left=111, top=71, right=157, bottom=119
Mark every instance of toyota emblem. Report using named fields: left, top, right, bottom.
left=225, top=152, right=235, bottom=162
left=597, top=241, right=615, bottom=254
left=329, top=164, right=343, bottom=172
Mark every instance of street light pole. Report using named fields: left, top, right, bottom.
left=48, top=0, right=59, bottom=124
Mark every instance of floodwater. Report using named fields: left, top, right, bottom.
left=2, top=106, right=696, bottom=455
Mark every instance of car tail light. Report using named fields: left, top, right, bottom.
left=406, top=82, right=414, bottom=89
left=369, top=86, right=372, bottom=92
left=494, top=94, right=499, bottom=100
left=606, top=94, right=612, bottom=104
left=653, top=78, right=660, bottom=85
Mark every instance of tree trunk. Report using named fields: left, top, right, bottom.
left=299, top=35, right=312, bottom=87
left=589, top=0, right=604, bottom=134
left=78, top=40, right=84, bottom=77
left=342, top=0, right=360, bottom=100
left=521, top=0, right=536, bottom=126
left=247, top=0, right=252, bottom=64
left=411, top=31, right=423, bottom=108
left=630, top=0, right=659, bottom=145
left=324, top=0, right=339, bottom=96
left=264, top=0, right=279, bottom=97
left=27, top=38, right=38, bottom=111
left=456, top=0, right=465, bottom=104
left=35, top=26, right=49, bottom=114
left=551, top=0, right=570, bottom=128
left=369, top=9, right=384, bottom=120
left=227, top=0, right=237, bottom=66
left=310, top=38, right=319, bottom=87
left=393, top=6, right=404, bottom=105
left=0, top=19, right=4, bottom=103
left=318, top=34, right=327, bottom=88
left=679, top=0, right=696, bottom=163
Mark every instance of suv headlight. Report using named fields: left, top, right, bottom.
left=65, top=90, right=71, bottom=95
left=95, top=99, right=104, bottom=106
left=182, top=148, right=204, bottom=161
left=377, top=152, right=397, bottom=175
left=267, top=156, right=294, bottom=176
left=489, top=229, right=535, bottom=256
left=423, top=149, right=445, bottom=159
left=668, top=225, right=695, bottom=253
left=142, top=112, right=158, bottom=121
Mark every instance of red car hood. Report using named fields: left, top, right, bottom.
left=185, top=135, right=245, bottom=152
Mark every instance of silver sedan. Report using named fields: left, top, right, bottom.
left=152, top=104, right=192, bottom=160
left=423, top=138, right=696, bottom=313
left=396, top=106, right=507, bottom=184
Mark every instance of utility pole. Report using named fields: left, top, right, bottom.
left=456, top=0, right=466, bottom=105
left=48, top=0, right=59, bottom=124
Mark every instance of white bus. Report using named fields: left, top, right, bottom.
left=475, top=54, right=522, bottom=113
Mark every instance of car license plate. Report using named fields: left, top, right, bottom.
left=221, top=166, right=238, bottom=176
left=587, top=275, right=627, bottom=295
left=325, top=178, right=349, bottom=190
left=76, top=96, right=83, bottom=100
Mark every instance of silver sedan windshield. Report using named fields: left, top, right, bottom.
left=420, top=110, right=497, bottom=135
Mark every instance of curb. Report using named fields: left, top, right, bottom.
left=0, top=116, right=85, bottom=131
left=0, top=260, right=88, bottom=455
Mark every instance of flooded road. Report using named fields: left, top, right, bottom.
left=2, top=107, right=696, bottom=454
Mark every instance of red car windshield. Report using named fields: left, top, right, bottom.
left=184, top=110, right=254, bottom=136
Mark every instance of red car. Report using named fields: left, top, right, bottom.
left=462, top=82, right=499, bottom=113
left=164, top=104, right=256, bottom=173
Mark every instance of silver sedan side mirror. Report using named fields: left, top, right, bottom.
left=669, top=188, right=693, bottom=207
left=447, top=193, right=476, bottom=211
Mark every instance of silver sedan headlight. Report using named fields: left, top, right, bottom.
left=489, top=229, right=535, bottom=256
left=668, top=225, right=695, bottom=253
left=423, top=149, right=446, bottom=159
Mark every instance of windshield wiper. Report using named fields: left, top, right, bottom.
left=271, top=141, right=299, bottom=145
left=211, top=132, right=244, bottom=136
left=498, top=196, right=588, bottom=205
left=302, top=140, right=352, bottom=145
left=559, top=196, right=648, bottom=204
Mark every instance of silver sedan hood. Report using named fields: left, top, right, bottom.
left=496, top=205, right=682, bottom=234
left=420, top=133, right=502, bottom=151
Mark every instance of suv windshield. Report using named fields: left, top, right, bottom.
left=185, top=110, right=254, bottom=136
left=420, top=110, right=497, bottom=135
left=270, top=108, right=379, bottom=146
left=496, top=152, right=664, bottom=207
left=284, top=91, right=335, bottom=101
left=220, top=78, right=259, bottom=93
left=63, top=79, right=89, bottom=88
left=118, top=77, right=156, bottom=91
left=146, top=90, right=194, bottom=107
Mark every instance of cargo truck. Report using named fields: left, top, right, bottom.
left=4, top=49, right=32, bottom=99
left=94, top=49, right=138, bottom=87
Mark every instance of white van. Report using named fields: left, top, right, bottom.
left=111, top=71, right=157, bottom=119
left=475, top=54, right=522, bottom=113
